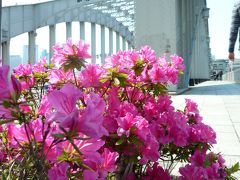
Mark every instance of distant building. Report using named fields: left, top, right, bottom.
left=22, top=45, right=28, bottom=64
left=10, top=55, right=22, bottom=73
left=40, top=49, right=49, bottom=61
left=22, top=45, right=39, bottom=64
left=211, top=59, right=229, bottom=74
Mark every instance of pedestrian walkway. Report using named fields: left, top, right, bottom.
left=172, top=81, right=240, bottom=177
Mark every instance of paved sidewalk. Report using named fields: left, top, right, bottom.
left=172, top=81, right=240, bottom=177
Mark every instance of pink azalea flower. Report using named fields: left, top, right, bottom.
left=19, top=99, right=31, bottom=113
left=166, top=67, right=179, bottom=84
left=58, top=138, right=104, bottom=156
left=148, top=63, right=167, bottom=83
left=79, top=93, right=108, bottom=138
left=78, top=64, right=105, bottom=87
left=125, top=173, right=136, bottom=180
left=51, top=39, right=91, bottom=68
left=138, top=46, right=157, bottom=64
left=48, top=68, right=73, bottom=84
left=168, top=111, right=189, bottom=146
left=20, top=77, right=35, bottom=90
left=0, top=106, right=12, bottom=119
left=189, top=149, right=206, bottom=166
left=119, top=102, right=138, bottom=117
left=48, top=162, right=69, bottom=180
left=128, top=116, right=160, bottom=164
left=39, top=56, right=48, bottom=64
left=83, top=170, right=98, bottom=180
left=16, top=119, right=44, bottom=143
left=170, top=54, right=185, bottom=72
left=83, top=148, right=118, bottom=179
left=0, top=65, right=11, bottom=99
left=188, top=123, right=216, bottom=144
left=10, top=75, right=22, bottom=95
left=185, top=99, right=199, bottom=114
left=75, top=39, right=92, bottom=59
left=179, top=165, right=207, bottom=180
left=57, top=138, right=105, bottom=167
left=143, top=163, right=171, bottom=180
left=103, top=115, right=118, bottom=133
left=13, top=64, right=32, bottom=76
left=38, top=94, right=51, bottom=116
left=47, top=83, right=83, bottom=130
left=99, top=148, right=118, bottom=174
left=104, top=50, right=137, bottom=69
left=180, top=150, right=227, bottom=180
left=103, top=88, right=120, bottom=133
left=32, top=62, right=46, bottom=73
left=140, top=134, right=159, bottom=164
left=117, top=113, right=138, bottom=137
left=134, top=116, right=150, bottom=141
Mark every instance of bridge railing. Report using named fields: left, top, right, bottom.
left=222, top=68, right=240, bottom=82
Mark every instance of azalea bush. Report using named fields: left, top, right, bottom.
left=0, top=39, right=239, bottom=180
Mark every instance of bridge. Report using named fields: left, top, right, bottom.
left=1, top=0, right=211, bottom=89
left=1, top=1, right=240, bottom=176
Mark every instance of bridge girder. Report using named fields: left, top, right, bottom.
left=2, top=0, right=134, bottom=43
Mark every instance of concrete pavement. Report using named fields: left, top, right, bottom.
left=171, top=81, right=240, bottom=178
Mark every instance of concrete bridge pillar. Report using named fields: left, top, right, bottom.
left=100, top=25, right=105, bottom=64
left=28, top=30, right=36, bottom=64
left=49, top=25, right=56, bottom=60
left=116, top=32, right=120, bottom=52
left=109, top=28, right=113, bottom=55
left=91, top=22, right=96, bottom=64
left=122, top=38, right=126, bottom=51
left=135, top=0, right=210, bottom=89
left=127, top=41, right=131, bottom=50
left=66, top=22, right=72, bottom=40
left=2, top=41, right=10, bottom=65
left=80, top=21, right=85, bottom=41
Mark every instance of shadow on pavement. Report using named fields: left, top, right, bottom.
left=185, top=81, right=240, bottom=96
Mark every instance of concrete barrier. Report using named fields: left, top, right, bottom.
left=222, top=68, right=240, bottom=82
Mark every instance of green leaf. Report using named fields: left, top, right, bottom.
left=100, top=78, right=109, bottom=83
left=118, top=73, right=128, bottom=79
left=203, top=158, right=211, bottom=167
left=228, top=162, right=240, bottom=174
left=2, top=101, right=11, bottom=108
left=52, top=133, right=65, bottom=139
left=115, top=137, right=125, bottom=146
left=2, top=173, right=7, bottom=180
left=129, top=135, right=142, bottom=146
left=132, top=59, right=144, bottom=76
left=232, top=162, right=240, bottom=173
left=152, top=83, right=168, bottom=96
left=57, top=151, right=69, bottom=161
left=179, top=71, right=184, bottom=75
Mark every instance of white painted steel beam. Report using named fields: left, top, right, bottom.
left=49, top=25, right=56, bottom=60
left=80, top=21, right=85, bottom=41
left=91, top=22, right=96, bottom=64
left=100, top=25, right=105, bottom=64
left=2, top=41, right=10, bottom=65
left=28, top=30, right=36, bottom=64
left=66, top=22, right=72, bottom=39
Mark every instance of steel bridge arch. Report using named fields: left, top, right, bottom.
left=2, top=0, right=134, bottom=43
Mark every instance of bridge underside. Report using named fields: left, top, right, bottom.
left=1, top=0, right=135, bottom=65
left=1, top=0, right=211, bottom=89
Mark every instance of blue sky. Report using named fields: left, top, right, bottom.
left=8, top=0, right=239, bottom=60
left=208, top=0, right=238, bottom=59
